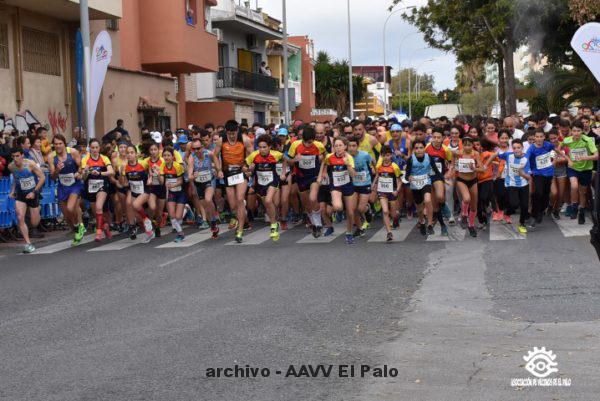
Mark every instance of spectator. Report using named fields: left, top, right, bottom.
left=259, top=61, right=270, bottom=76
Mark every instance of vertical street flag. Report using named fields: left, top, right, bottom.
left=89, top=31, right=112, bottom=125
left=75, top=29, right=83, bottom=131
left=571, top=22, right=600, bottom=84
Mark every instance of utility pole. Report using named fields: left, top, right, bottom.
left=282, top=0, right=290, bottom=124
left=347, top=0, right=354, bottom=119
left=80, top=0, right=94, bottom=139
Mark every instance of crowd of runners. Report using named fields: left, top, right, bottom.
left=5, top=105, right=600, bottom=253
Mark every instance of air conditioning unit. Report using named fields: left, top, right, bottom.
left=212, top=28, right=224, bottom=42
left=246, top=34, right=258, bottom=49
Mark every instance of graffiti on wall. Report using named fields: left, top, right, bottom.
left=48, top=109, right=67, bottom=134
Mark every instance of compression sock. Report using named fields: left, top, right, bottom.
left=96, top=213, right=104, bottom=233
left=461, top=201, right=469, bottom=217
left=468, top=210, right=476, bottom=227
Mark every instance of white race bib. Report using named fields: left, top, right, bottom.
left=332, top=170, right=350, bottom=187
left=257, top=171, right=274, bottom=186
left=151, top=172, right=160, bottom=185
left=535, top=153, right=552, bottom=169
left=352, top=170, right=368, bottom=185
left=59, top=173, right=75, bottom=186
left=299, top=155, right=316, bottom=169
left=88, top=179, right=104, bottom=193
left=457, top=158, right=474, bottom=173
left=570, top=147, right=587, bottom=161
left=129, top=180, right=144, bottom=194
left=19, top=176, right=35, bottom=191
left=411, top=174, right=429, bottom=190
left=227, top=172, right=244, bottom=186
left=195, top=169, right=212, bottom=183
left=377, top=177, right=394, bottom=193
left=435, top=161, right=443, bottom=174
left=275, top=163, right=287, bottom=176
left=509, top=163, right=522, bottom=177
left=166, top=178, right=181, bottom=192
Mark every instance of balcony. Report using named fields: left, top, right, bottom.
left=216, top=67, right=279, bottom=102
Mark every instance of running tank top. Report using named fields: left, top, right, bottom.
left=222, top=141, right=245, bottom=171
left=192, top=150, right=213, bottom=184
left=13, top=163, right=38, bottom=194
left=53, top=148, right=79, bottom=187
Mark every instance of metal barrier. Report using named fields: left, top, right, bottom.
left=0, top=172, right=62, bottom=229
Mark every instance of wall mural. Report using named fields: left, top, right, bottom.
left=48, top=109, right=67, bottom=134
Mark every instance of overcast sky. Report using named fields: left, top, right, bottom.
left=254, top=0, right=458, bottom=91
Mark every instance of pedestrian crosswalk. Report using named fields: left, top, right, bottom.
left=17, top=216, right=592, bottom=255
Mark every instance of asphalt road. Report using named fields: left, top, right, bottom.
left=1, top=217, right=599, bottom=400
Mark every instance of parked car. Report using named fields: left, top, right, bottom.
left=424, top=104, right=462, bottom=119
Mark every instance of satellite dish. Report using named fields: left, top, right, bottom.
left=25, top=109, right=40, bottom=125
left=15, top=114, right=28, bottom=133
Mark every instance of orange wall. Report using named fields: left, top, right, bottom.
left=119, top=0, right=142, bottom=70
left=187, top=101, right=235, bottom=126
left=289, top=36, right=316, bottom=122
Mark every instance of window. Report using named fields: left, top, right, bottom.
left=185, top=0, right=197, bottom=26
left=22, top=28, right=60, bottom=76
left=0, top=24, right=8, bottom=69
left=218, top=43, right=229, bottom=67
left=106, top=19, right=119, bottom=31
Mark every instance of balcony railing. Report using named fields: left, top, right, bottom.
left=217, top=67, right=279, bottom=96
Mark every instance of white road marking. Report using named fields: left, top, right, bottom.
left=554, top=217, right=592, bottom=237
left=426, top=224, right=466, bottom=242
left=367, top=223, right=413, bottom=243
left=297, top=223, right=345, bottom=244
left=489, top=222, right=525, bottom=240
left=88, top=228, right=169, bottom=251
left=34, top=234, right=97, bottom=254
left=157, top=225, right=229, bottom=248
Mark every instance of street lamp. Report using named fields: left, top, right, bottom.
left=382, top=6, right=415, bottom=116
left=407, top=48, right=429, bottom=119
left=397, top=31, right=420, bottom=108
left=347, top=0, right=354, bottom=119
left=282, top=0, right=290, bottom=125
left=415, top=61, right=435, bottom=100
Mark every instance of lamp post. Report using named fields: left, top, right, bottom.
left=407, top=48, right=428, bottom=119
left=382, top=6, right=415, bottom=116
left=415, top=61, right=435, bottom=100
left=282, top=0, right=290, bottom=124
left=347, top=0, right=354, bottom=119
left=397, top=31, right=419, bottom=111
left=79, top=0, right=93, bottom=139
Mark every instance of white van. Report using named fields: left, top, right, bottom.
left=424, top=104, right=462, bottom=119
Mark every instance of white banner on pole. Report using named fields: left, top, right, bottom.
left=571, top=22, right=600, bottom=84
left=89, top=31, right=112, bottom=123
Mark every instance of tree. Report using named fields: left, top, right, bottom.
left=460, top=86, right=497, bottom=116
left=390, top=68, right=435, bottom=96
left=437, top=89, right=460, bottom=104
left=315, top=51, right=365, bottom=117
left=391, top=91, right=438, bottom=118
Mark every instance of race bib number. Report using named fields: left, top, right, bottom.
left=509, top=163, right=522, bottom=177
left=59, top=173, right=75, bottom=186
left=195, top=170, right=212, bottom=183
left=299, top=155, right=316, bottom=169
left=275, top=163, right=288, bottom=176
left=352, top=170, right=368, bottom=185
left=88, top=179, right=104, bottom=193
left=457, top=158, right=474, bottom=173
left=19, top=176, right=36, bottom=191
left=166, top=178, right=181, bottom=192
left=411, top=174, right=429, bottom=190
left=570, top=147, right=587, bottom=161
left=257, top=171, right=274, bottom=186
left=227, top=172, right=244, bottom=186
left=332, top=170, right=350, bottom=187
left=535, top=153, right=552, bottom=169
left=151, top=172, right=160, bottom=185
left=377, top=177, right=394, bottom=193
left=129, top=180, right=144, bottom=194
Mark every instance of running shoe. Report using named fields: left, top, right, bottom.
left=477, top=222, right=488, bottom=231
left=323, top=226, right=334, bottom=237
left=497, top=210, right=504, bottom=221
left=143, top=230, right=155, bottom=243
left=419, top=223, right=427, bottom=236
left=129, top=225, right=137, bottom=240
left=441, top=203, right=451, bottom=219
left=72, top=223, right=86, bottom=245
left=552, top=210, right=560, bottom=220
left=504, top=215, right=512, bottom=225
left=517, top=225, right=527, bottom=234
left=365, top=208, right=373, bottom=223
left=235, top=230, right=243, bottom=243
left=427, top=225, right=434, bottom=235
left=210, top=221, right=220, bottom=239
left=353, top=227, right=365, bottom=237
left=195, top=216, right=204, bottom=228
left=578, top=208, right=586, bottom=225
left=448, top=216, right=456, bottom=225
left=392, top=216, right=400, bottom=229
left=23, top=243, right=35, bottom=254
left=103, top=224, right=113, bottom=240
left=441, top=225, right=449, bottom=236
left=492, top=211, right=500, bottom=222
left=154, top=223, right=161, bottom=238
left=243, top=221, right=252, bottom=231
left=373, top=200, right=382, bottom=213
left=143, top=218, right=153, bottom=233
left=361, top=221, right=370, bottom=230
left=468, top=226, right=477, bottom=237
left=174, top=234, right=185, bottom=243
left=312, top=225, right=322, bottom=238
left=200, top=221, right=210, bottom=230
left=94, top=230, right=103, bottom=242
left=280, top=220, right=288, bottom=231
left=270, top=223, right=280, bottom=241
left=386, top=232, right=393, bottom=242
left=569, top=205, right=578, bottom=219
left=345, top=233, right=354, bottom=245
left=228, top=218, right=238, bottom=229
left=527, top=219, right=536, bottom=230
left=459, top=216, right=467, bottom=229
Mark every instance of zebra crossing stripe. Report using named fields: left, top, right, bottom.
left=426, top=224, right=466, bottom=242
left=34, top=234, right=97, bottom=254
left=489, top=222, right=525, bottom=240
left=157, top=225, right=230, bottom=248
left=88, top=228, right=170, bottom=251
left=297, top=223, right=345, bottom=244
left=225, top=222, right=300, bottom=246
left=367, top=223, right=412, bottom=243
left=553, top=218, right=591, bottom=237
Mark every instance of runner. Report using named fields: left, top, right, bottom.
left=525, top=129, right=557, bottom=226
left=48, top=134, right=86, bottom=245
left=493, top=129, right=511, bottom=223
left=425, top=129, right=453, bottom=235
left=160, top=147, right=187, bottom=242
left=348, top=136, right=375, bottom=237
left=354, top=120, right=381, bottom=160
left=284, top=126, right=326, bottom=238
left=562, top=121, right=598, bottom=224
left=443, top=125, right=464, bottom=224
left=213, top=120, right=254, bottom=243
left=110, top=140, right=129, bottom=232
left=548, top=129, right=568, bottom=219
left=474, top=138, right=495, bottom=230
left=119, top=145, right=155, bottom=243
left=405, top=141, right=440, bottom=236
left=8, top=147, right=45, bottom=253
left=145, top=142, right=166, bottom=238
left=454, top=136, right=484, bottom=237
left=373, top=145, right=403, bottom=242
left=318, top=137, right=357, bottom=244
left=246, top=135, right=283, bottom=241
left=188, top=138, right=221, bottom=238
left=81, top=138, right=114, bottom=242
left=274, top=128, right=294, bottom=230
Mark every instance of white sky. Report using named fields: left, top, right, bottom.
left=253, top=0, right=458, bottom=91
